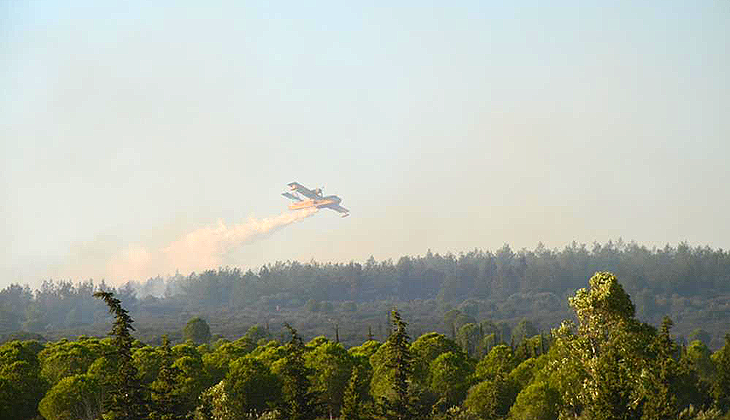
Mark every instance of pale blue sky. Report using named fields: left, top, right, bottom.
left=2, top=1, right=728, bottom=286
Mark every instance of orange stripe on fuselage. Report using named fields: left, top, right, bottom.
left=289, top=198, right=336, bottom=210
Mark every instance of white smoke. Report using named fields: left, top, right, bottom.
left=105, top=208, right=318, bottom=281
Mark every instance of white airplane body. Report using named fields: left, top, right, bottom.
left=282, top=182, right=350, bottom=217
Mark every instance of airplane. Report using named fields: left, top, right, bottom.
left=282, top=182, right=350, bottom=217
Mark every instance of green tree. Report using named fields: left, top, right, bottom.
left=508, top=380, right=559, bottom=420
left=280, top=324, right=320, bottom=420
left=639, top=316, right=681, bottom=420
left=39, top=339, right=105, bottom=387
left=306, top=339, right=353, bottom=418
left=456, top=323, right=483, bottom=358
left=511, top=319, right=538, bottom=345
left=0, top=340, right=46, bottom=420
left=184, top=317, right=212, bottom=344
left=94, top=290, right=149, bottom=420
left=202, top=340, right=251, bottom=385
left=171, top=350, right=210, bottom=414
left=225, top=356, right=281, bottom=416
left=410, top=332, right=461, bottom=387
left=195, top=381, right=229, bottom=420
left=429, top=351, right=472, bottom=408
left=684, top=340, right=716, bottom=381
left=341, top=365, right=371, bottom=420
left=711, top=334, right=730, bottom=412
left=688, top=329, right=712, bottom=346
left=475, top=344, right=515, bottom=381
left=507, top=356, right=546, bottom=394
left=133, top=344, right=165, bottom=386
left=0, top=361, right=47, bottom=420
left=350, top=339, right=381, bottom=359
left=369, top=342, right=394, bottom=400
left=554, top=272, right=653, bottom=420
left=536, top=337, right=587, bottom=419
left=379, top=309, right=414, bottom=420
left=38, top=373, right=103, bottom=420
left=150, top=336, right=186, bottom=420
left=463, top=373, right=517, bottom=419
left=86, top=352, right=118, bottom=401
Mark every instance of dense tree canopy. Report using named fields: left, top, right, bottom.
left=184, top=317, right=212, bottom=344
left=3, top=242, right=730, bottom=349
left=0, top=269, right=730, bottom=419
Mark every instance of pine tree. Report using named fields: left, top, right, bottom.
left=94, top=291, right=149, bottom=420
left=280, top=323, right=321, bottom=420
left=341, top=367, right=369, bottom=420
left=380, top=309, right=413, bottom=420
left=150, top=335, right=185, bottom=420
left=641, top=316, right=680, bottom=420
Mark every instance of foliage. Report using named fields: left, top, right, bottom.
left=689, top=329, right=713, bottom=346
left=475, top=344, right=515, bottom=381
left=171, top=351, right=210, bottom=414
left=195, top=381, right=231, bottom=420
left=511, top=319, right=538, bottom=345
left=553, top=272, right=653, bottom=419
left=507, top=356, right=543, bottom=392
left=341, top=365, right=371, bottom=420
left=94, top=290, right=149, bottom=420
left=0, top=340, right=46, bottom=420
left=184, top=317, right=212, bottom=344
left=377, top=309, right=414, bottom=420
left=150, top=336, right=186, bottom=420
left=305, top=338, right=353, bottom=417
left=279, top=324, right=321, bottom=420
left=410, top=332, right=462, bottom=387
left=202, top=340, right=252, bottom=384
left=711, top=334, right=730, bottom=412
left=463, top=374, right=517, bottom=419
left=350, top=339, right=381, bottom=360
left=5, top=241, right=730, bottom=349
left=508, top=380, right=559, bottom=420
left=685, top=340, right=716, bottom=380
left=429, top=351, right=472, bottom=408
left=678, top=405, right=725, bottom=420
left=638, top=316, right=682, bottom=419
left=225, top=356, right=282, bottom=416
left=38, top=373, right=103, bottom=420
left=3, top=268, right=730, bottom=420
left=39, top=338, right=106, bottom=386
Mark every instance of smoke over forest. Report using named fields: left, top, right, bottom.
left=61, top=208, right=320, bottom=284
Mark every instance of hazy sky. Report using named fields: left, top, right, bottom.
left=2, top=1, right=728, bottom=288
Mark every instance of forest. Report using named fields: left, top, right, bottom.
left=1, top=241, right=729, bottom=348
left=1, top=271, right=730, bottom=420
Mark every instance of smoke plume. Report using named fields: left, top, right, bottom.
left=104, top=208, right=318, bottom=281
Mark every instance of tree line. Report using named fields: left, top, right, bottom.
left=2, top=272, right=730, bottom=420
left=2, top=241, right=729, bottom=347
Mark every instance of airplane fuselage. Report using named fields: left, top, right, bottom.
left=283, top=182, right=349, bottom=216
left=288, top=195, right=341, bottom=210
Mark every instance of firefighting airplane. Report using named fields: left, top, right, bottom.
left=282, top=182, right=350, bottom=217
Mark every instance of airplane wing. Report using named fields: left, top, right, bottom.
left=281, top=192, right=302, bottom=201
left=288, top=182, right=320, bottom=199
left=325, top=204, right=349, bottom=214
